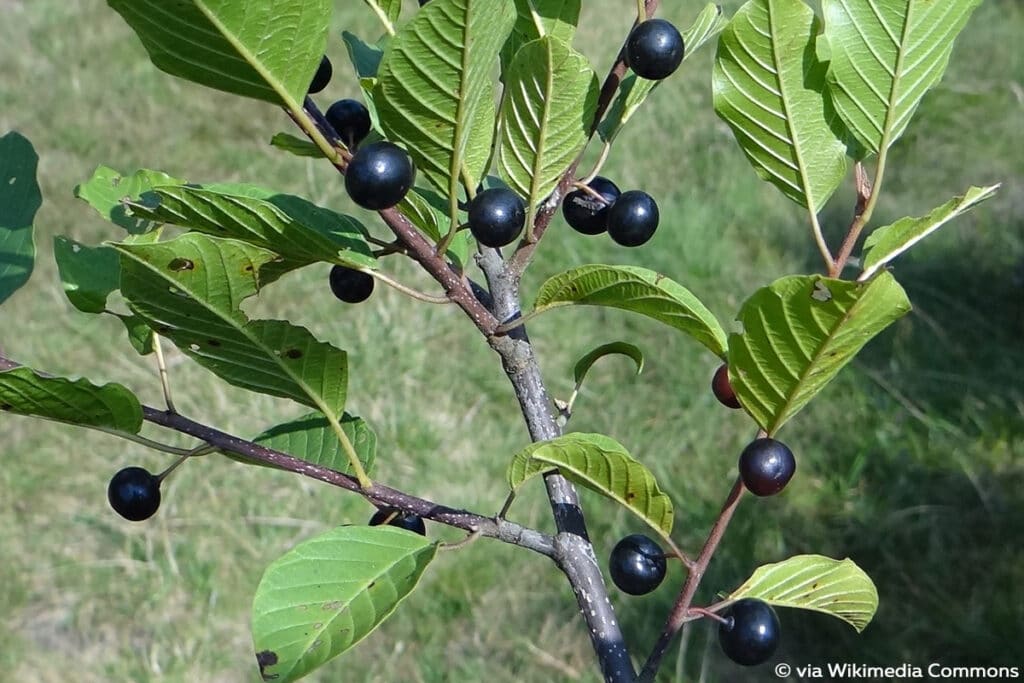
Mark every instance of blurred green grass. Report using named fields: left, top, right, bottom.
left=1, top=0, right=1021, bottom=681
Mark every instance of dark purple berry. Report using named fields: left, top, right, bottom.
left=345, top=141, right=415, bottom=210
left=607, top=190, right=659, bottom=246
left=718, top=598, right=780, bottom=666
left=562, top=176, right=620, bottom=235
left=608, top=534, right=667, bottom=595
left=712, top=363, right=742, bottom=409
left=309, top=56, right=333, bottom=94
left=738, top=438, right=796, bottom=496
left=325, top=99, right=371, bottom=148
left=108, top=466, right=161, bottom=521
left=468, top=188, right=526, bottom=248
left=329, top=265, right=374, bottom=304
left=626, top=19, right=685, bottom=81
left=369, top=507, right=427, bottom=536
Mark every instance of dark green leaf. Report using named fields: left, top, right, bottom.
left=0, top=131, right=40, bottom=305
left=270, top=133, right=327, bottom=159
left=573, top=341, right=644, bottom=385
left=53, top=237, right=120, bottom=314
left=0, top=367, right=142, bottom=433
left=236, top=412, right=376, bottom=475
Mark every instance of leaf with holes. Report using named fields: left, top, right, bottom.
left=728, top=272, right=911, bottom=434
left=0, top=131, right=40, bottom=305
left=727, top=555, right=878, bottom=632
left=713, top=0, right=848, bottom=210
left=497, top=36, right=598, bottom=220
left=507, top=433, right=673, bottom=538
left=374, top=0, right=515, bottom=199
left=126, top=184, right=375, bottom=270
left=533, top=264, right=727, bottom=358
left=860, top=184, right=1000, bottom=280
left=229, top=412, right=376, bottom=476
left=107, top=0, right=331, bottom=110
left=0, top=367, right=142, bottom=433
left=114, top=233, right=349, bottom=418
left=75, top=166, right=185, bottom=234
left=821, top=0, right=982, bottom=155
left=573, top=341, right=644, bottom=386
left=252, top=525, right=437, bottom=683
left=599, top=3, right=726, bottom=143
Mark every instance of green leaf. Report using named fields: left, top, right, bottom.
left=0, top=131, right=40, bottom=305
left=53, top=237, right=120, bottom=314
left=573, top=341, right=644, bottom=385
left=127, top=184, right=375, bottom=270
left=270, top=133, right=326, bottom=159
left=341, top=31, right=384, bottom=79
left=237, top=412, right=376, bottom=475
left=533, top=264, right=728, bottom=358
left=114, top=233, right=349, bottom=418
left=507, top=433, right=673, bottom=538
left=107, top=0, right=331, bottom=109
left=713, top=0, right=848, bottom=211
left=860, top=184, right=1000, bottom=280
left=252, top=525, right=436, bottom=683
left=727, top=555, right=878, bottom=632
left=598, top=3, right=726, bottom=143
left=496, top=36, right=598, bottom=219
left=374, top=0, right=516, bottom=198
left=728, top=272, right=911, bottom=435
left=363, top=0, right=402, bottom=34
left=120, top=314, right=156, bottom=355
left=75, top=166, right=185, bottom=234
left=0, top=367, right=142, bottom=433
left=501, top=0, right=581, bottom=74
left=821, top=0, right=983, bottom=155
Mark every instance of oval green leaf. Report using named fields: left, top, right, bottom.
left=533, top=264, right=727, bottom=358
left=821, top=0, right=983, bottom=155
left=0, top=367, right=143, bottom=434
left=713, top=0, right=848, bottom=211
left=728, top=272, right=911, bottom=435
left=233, top=412, right=376, bottom=476
left=75, top=166, right=186, bottom=234
left=497, top=36, right=598, bottom=219
left=107, top=0, right=331, bottom=110
left=507, top=433, right=673, bottom=538
left=726, top=554, right=879, bottom=632
left=252, top=525, right=437, bottom=683
left=0, top=131, right=40, bottom=305
left=573, top=341, right=644, bottom=386
left=373, top=0, right=516, bottom=198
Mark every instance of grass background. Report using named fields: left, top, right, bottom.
left=1, top=0, right=1021, bottom=681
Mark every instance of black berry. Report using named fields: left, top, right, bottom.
left=329, top=265, right=374, bottom=304
left=562, top=176, right=620, bottom=235
left=325, top=99, right=372, bottom=148
left=608, top=534, right=667, bottom=595
left=108, top=466, right=161, bottom=521
left=718, top=598, right=780, bottom=666
left=345, top=141, right=415, bottom=210
left=309, top=56, right=333, bottom=94
left=626, top=19, right=685, bottom=81
left=607, top=190, right=659, bottom=246
left=369, top=507, right=427, bottom=536
left=468, top=188, right=526, bottom=248
left=712, top=363, right=742, bottom=409
left=738, top=438, right=796, bottom=496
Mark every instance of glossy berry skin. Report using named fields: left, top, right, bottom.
left=329, top=265, right=374, bottom=304
left=369, top=507, right=427, bottom=536
left=468, top=188, right=526, bottom=248
left=345, top=141, right=415, bottom=210
left=739, top=438, right=796, bottom=496
left=108, top=466, right=161, bottom=521
left=608, top=534, right=667, bottom=595
left=626, top=19, right=685, bottom=81
left=309, top=56, right=333, bottom=94
left=718, top=598, right=780, bottom=666
left=325, top=99, right=371, bottom=148
left=562, top=176, right=620, bottom=235
left=607, top=190, right=659, bottom=246
left=712, top=363, right=742, bottom=409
